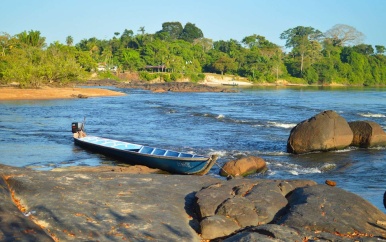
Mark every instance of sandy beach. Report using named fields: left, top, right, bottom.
left=0, top=87, right=125, bottom=101
left=202, top=73, right=253, bottom=86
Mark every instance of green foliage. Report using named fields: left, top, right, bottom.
left=98, top=71, right=120, bottom=81
left=179, top=23, right=203, bottom=43
left=156, top=22, right=183, bottom=40
left=16, top=30, right=46, bottom=48
left=2, top=22, right=386, bottom=87
left=139, top=71, right=159, bottom=81
left=186, top=72, right=205, bottom=83
left=304, top=67, right=319, bottom=84
left=0, top=41, right=87, bottom=87
left=170, top=72, right=182, bottom=81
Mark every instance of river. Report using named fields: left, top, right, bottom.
left=0, top=85, right=385, bottom=212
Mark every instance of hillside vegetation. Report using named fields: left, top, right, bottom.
left=1, top=23, right=386, bottom=87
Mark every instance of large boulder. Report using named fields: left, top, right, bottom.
left=220, top=156, right=267, bottom=177
left=349, top=121, right=386, bottom=148
left=287, top=110, right=353, bottom=154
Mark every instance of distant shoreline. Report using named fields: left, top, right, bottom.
left=1, top=73, right=384, bottom=101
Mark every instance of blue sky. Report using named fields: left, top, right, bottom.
left=1, top=0, right=385, bottom=48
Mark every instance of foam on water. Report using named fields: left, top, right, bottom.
left=266, top=161, right=322, bottom=176
left=358, top=112, right=386, bottom=118
left=267, top=121, right=297, bottom=129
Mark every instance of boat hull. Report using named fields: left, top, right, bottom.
left=74, top=136, right=216, bottom=175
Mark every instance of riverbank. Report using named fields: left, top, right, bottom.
left=0, top=87, right=125, bottom=101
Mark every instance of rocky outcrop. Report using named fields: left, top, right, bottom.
left=287, top=110, right=353, bottom=154
left=195, top=179, right=317, bottom=240
left=219, top=156, right=267, bottom=177
left=1, top=165, right=386, bottom=241
left=349, top=121, right=386, bottom=148
left=278, top=184, right=386, bottom=236
left=134, top=82, right=238, bottom=93
left=196, top=180, right=386, bottom=241
left=0, top=165, right=218, bottom=241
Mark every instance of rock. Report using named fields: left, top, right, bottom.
left=195, top=182, right=237, bottom=218
left=200, top=215, right=239, bottom=240
left=287, top=110, right=353, bottom=154
left=0, top=166, right=218, bottom=241
left=71, top=94, right=88, bottom=98
left=223, top=224, right=307, bottom=242
left=220, top=156, right=267, bottom=177
left=117, top=81, right=238, bottom=93
left=151, top=88, right=167, bottom=93
left=349, top=121, right=386, bottom=148
left=277, top=180, right=317, bottom=196
left=325, top=179, right=336, bottom=186
left=0, top=177, right=54, bottom=241
left=195, top=179, right=317, bottom=240
left=51, top=165, right=162, bottom=174
left=2, top=165, right=385, bottom=241
left=278, top=184, right=386, bottom=237
left=223, top=230, right=279, bottom=242
left=77, top=94, right=88, bottom=98
left=216, top=196, right=260, bottom=227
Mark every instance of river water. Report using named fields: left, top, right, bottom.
left=0, top=86, right=385, bottom=212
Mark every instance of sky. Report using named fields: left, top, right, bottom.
left=1, top=0, right=386, bottom=48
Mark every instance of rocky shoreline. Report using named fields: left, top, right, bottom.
left=78, top=79, right=239, bottom=93
left=1, top=164, right=385, bottom=241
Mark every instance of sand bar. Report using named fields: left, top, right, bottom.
left=0, top=87, right=125, bottom=101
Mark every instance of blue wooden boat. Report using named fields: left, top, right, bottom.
left=71, top=122, right=217, bottom=175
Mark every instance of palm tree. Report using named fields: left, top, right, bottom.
left=16, top=30, right=46, bottom=48
left=138, top=26, right=145, bottom=35
left=66, top=36, right=74, bottom=46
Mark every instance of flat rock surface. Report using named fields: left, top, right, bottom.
left=0, top=165, right=218, bottom=241
left=1, top=165, right=386, bottom=241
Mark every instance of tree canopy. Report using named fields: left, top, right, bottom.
left=1, top=22, right=386, bottom=87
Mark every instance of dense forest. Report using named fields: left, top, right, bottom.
left=1, top=22, right=386, bottom=87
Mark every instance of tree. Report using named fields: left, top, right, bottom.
left=193, top=38, right=213, bottom=52
left=280, top=26, right=323, bottom=76
left=121, top=29, right=134, bottom=39
left=212, top=54, right=237, bottom=75
left=138, top=26, right=145, bottom=35
left=375, top=45, right=386, bottom=55
left=157, top=22, right=183, bottom=40
left=119, top=49, right=143, bottom=71
left=66, top=36, right=73, bottom=46
left=353, top=44, right=374, bottom=55
left=179, top=22, right=203, bottom=42
left=16, top=30, right=46, bottom=48
left=324, top=24, right=364, bottom=46
left=0, top=32, right=13, bottom=56
left=242, top=34, right=277, bottom=49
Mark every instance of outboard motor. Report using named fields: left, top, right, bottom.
left=72, top=122, right=84, bottom=133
